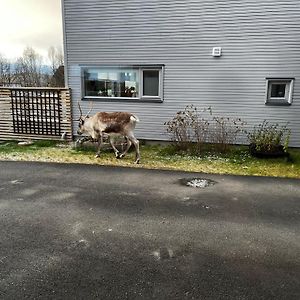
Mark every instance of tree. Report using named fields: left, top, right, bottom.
left=48, top=46, right=64, bottom=87
left=14, top=47, right=46, bottom=87
left=0, top=46, right=64, bottom=88
left=0, top=54, right=13, bottom=86
left=48, top=46, right=63, bottom=73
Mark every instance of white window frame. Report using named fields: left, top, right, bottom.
left=81, top=65, right=164, bottom=102
left=265, top=78, right=294, bottom=106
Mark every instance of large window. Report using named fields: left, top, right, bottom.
left=266, top=78, right=294, bottom=105
left=83, top=66, right=163, bottom=101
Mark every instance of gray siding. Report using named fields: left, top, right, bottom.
left=63, top=0, right=300, bottom=146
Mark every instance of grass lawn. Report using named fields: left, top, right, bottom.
left=0, top=140, right=299, bottom=179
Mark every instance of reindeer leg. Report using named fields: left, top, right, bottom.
left=75, top=136, right=91, bottom=148
left=126, top=133, right=140, bottom=164
left=75, top=139, right=81, bottom=148
left=95, top=135, right=103, bottom=158
left=133, top=139, right=140, bottom=164
left=119, top=136, right=132, bottom=159
left=109, top=136, right=120, bottom=159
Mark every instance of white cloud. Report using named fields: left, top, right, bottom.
left=0, top=0, right=63, bottom=61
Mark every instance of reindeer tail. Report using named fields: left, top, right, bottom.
left=130, top=115, right=140, bottom=123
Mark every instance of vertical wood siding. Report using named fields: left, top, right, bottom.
left=63, top=0, right=300, bottom=146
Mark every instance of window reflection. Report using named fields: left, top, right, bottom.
left=84, top=69, right=138, bottom=98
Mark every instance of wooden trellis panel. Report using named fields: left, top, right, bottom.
left=0, top=87, right=72, bottom=141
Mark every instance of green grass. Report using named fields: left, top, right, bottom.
left=0, top=140, right=59, bottom=153
left=0, top=140, right=299, bottom=178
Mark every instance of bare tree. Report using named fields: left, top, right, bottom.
left=0, top=54, right=13, bottom=86
left=48, top=46, right=63, bottom=73
left=1, top=47, right=64, bottom=88
left=14, top=47, right=46, bottom=87
left=48, top=46, right=64, bottom=87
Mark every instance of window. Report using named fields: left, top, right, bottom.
left=84, top=68, right=139, bottom=98
left=142, top=70, right=159, bottom=97
left=266, top=78, right=294, bottom=105
left=83, top=66, right=163, bottom=101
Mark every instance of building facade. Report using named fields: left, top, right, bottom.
left=62, top=0, right=300, bottom=146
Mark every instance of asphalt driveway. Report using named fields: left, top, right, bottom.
left=0, top=161, right=299, bottom=299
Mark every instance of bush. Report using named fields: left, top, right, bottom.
left=164, top=105, right=246, bottom=154
left=211, top=116, right=246, bottom=152
left=164, top=105, right=194, bottom=151
left=247, top=120, right=291, bottom=157
left=164, top=105, right=211, bottom=152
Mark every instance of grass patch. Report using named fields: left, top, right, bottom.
left=0, top=140, right=299, bottom=178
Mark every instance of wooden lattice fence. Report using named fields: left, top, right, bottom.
left=0, top=87, right=72, bottom=141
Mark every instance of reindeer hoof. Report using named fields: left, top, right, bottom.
left=134, top=160, right=140, bottom=164
left=95, top=154, right=100, bottom=158
left=119, top=153, right=125, bottom=159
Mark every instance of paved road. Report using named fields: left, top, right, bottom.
left=0, top=161, right=299, bottom=300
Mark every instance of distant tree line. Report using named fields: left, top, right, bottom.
left=0, top=46, right=64, bottom=88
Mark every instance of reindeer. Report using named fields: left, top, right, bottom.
left=76, top=102, right=141, bottom=164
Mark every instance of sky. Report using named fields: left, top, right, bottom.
left=0, top=0, right=63, bottom=62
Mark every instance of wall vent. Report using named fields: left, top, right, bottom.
left=212, top=47, right=222, bottom=57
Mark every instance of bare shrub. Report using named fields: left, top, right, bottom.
left=165, top=105, right=246, bottom=154
left=210, top=116, right=246, bottom=152
left=189, top=106, right=212, bottom=153
left=164, top=106, right=194, bottom=151
left=164, top=105, right=212, bottom=153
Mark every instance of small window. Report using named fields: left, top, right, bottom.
left=266, top=78, right=294, bottom=105
left=82, top=66, right=163, bottom=101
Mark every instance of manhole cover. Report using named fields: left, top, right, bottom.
left=179, top=178, right=216, bottom=188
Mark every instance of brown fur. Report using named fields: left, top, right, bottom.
left=103, top=123, right=122, bottom=134
left=96, top=112, right=135, bottom=134
left=97, top=112, right=132, bottom=124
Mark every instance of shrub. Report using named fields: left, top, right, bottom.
left=188, top=106, right=212, bottom=153
left=165, top=105, right=246, bottom=154
left=164, top=106, right=194, bottom=151
left=211, top=116, right=246, bottom=152
left=164, top=105, right=212, bottom=153
left=247, top=120, right=291, bottom=156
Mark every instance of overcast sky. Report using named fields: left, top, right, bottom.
left=0, top=0, right=63, bottom=62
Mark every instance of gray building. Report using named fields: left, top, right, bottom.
left=62, top=0, right=300, bottom=146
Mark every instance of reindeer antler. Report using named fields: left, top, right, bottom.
left=77, top=100, right=93, bottom=120
left=78, top=101, right=83, bottom=118
left=85, top=101, right=94, bottom=118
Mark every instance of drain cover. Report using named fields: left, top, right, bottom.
left=180, top=178, right=216, bottom=188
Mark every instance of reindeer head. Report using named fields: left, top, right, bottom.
left=77, top=101, right=93, bottom=135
